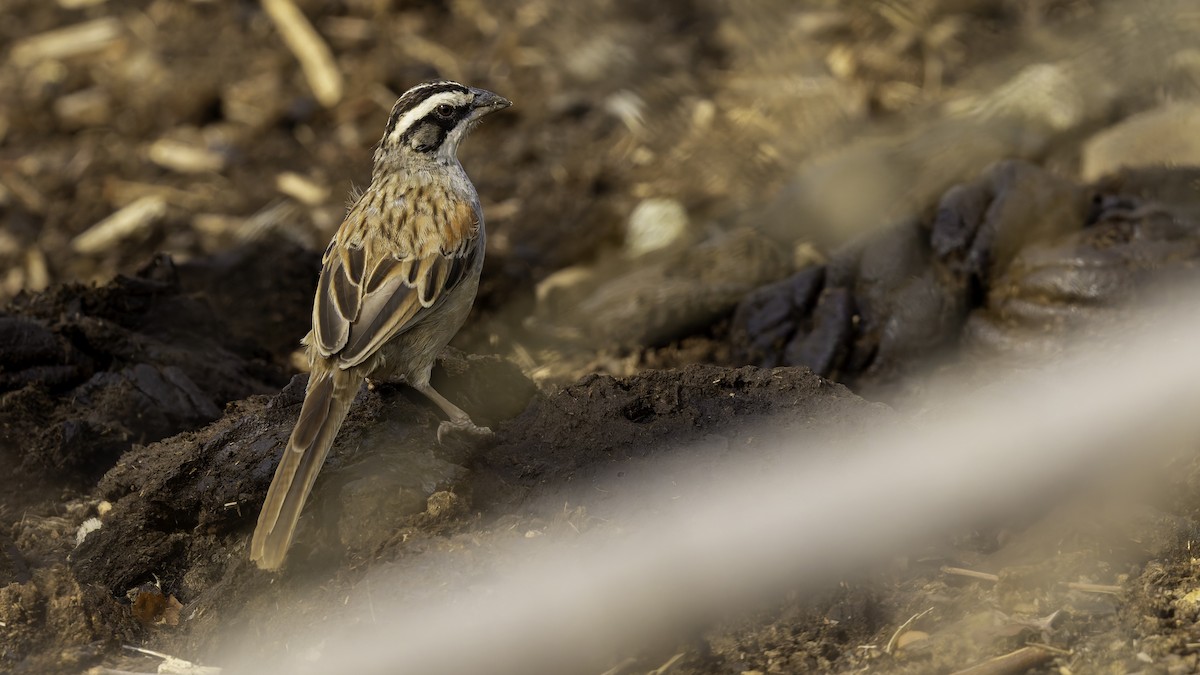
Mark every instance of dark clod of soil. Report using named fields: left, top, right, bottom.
left=730, top=163, right=1200, bottom=396
left=0, top=241, right=316, bottom=511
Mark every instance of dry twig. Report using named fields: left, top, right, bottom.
left=10, top=18, right=122, bottom=66
left=262, top=0, right=344, bottom=107
left=941, top=565, right=1000, bottom=583
left=949, top=646, right=1054, bottom=675
left=649, top=652, right=686, bottom=675
left=885, top=607, right=934, bottom=655
left=1064, top=581, right=1123, bottom=595
left=72, top=196, right=168, bottom=254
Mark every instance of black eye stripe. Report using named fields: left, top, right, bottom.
left=381, top=81, right=471, bottom=143
left=386, top=102, right=465, bottom=146
left=404, top=119, right=451, bottom=153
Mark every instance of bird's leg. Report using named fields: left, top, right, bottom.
left=413, top=382, right=492, bottom=442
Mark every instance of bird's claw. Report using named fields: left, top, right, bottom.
left=437, top=420, right=493, bottom=444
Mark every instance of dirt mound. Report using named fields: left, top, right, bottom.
left=0, top=242, right=316, bottom=510
left=1, top=338, right=873, bottom=673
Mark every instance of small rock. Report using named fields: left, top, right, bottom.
left=625, top=198, right=689, bottom=257
left=425, top=491, right=465, bottom=520
left=1179, top=588, right=1200, bottom=608
left=895, top=630, right=929, bottom=650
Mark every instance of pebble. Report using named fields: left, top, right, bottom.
left=625, top=198, right=689, bottom=258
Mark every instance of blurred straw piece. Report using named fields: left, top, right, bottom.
left=58, top=0, right=106, bottom=7
left=1, top=171, right=48, bottom=214
left=451, top=0, right=500, bottom=35
left=192, top=214, right=242, bottom=243
left=276, top=172, right=329, bottom=206
left=10, top=18, right=122, bottom=67
left=54, top=88, right=112, bottom=128
left=148, top=139, right=226, bottom=174
left=25, top=249, right=50, bottom=291
left=106, top=179, right=216, bottom=210
left=0, top=231, right=17, bottom=256
left=241, top=200, right=305, bottom=243
left=2, top=269, right=25, bottom=297
left=222, top=70, right=286, bottom=130
left=193, top=197, right=327, bottom=249
left=262, top=0, right=344, bottom=107
left=72, top=196, right=168, bottom=254
left=199, top=201, right=311, bottom=247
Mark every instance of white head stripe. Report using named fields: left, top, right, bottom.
left=387, top=91, right=468, bottom=144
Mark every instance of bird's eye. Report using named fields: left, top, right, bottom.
left=435, top=104, right=454, bottom=118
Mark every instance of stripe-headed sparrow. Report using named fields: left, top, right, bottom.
left=251, top=80, right=511, bottom=570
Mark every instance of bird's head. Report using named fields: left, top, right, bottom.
left=375, top=80, right=511, bottom=166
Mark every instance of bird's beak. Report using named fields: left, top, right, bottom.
left=469, top=88, right=512, bottom=118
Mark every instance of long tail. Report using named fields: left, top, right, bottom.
left=251, top=367, right=362, bottom=570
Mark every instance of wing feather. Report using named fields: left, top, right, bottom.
left=365, top=256, right=402, bottom=294
left=331, top=265, right=360, bottom=321
left=343, top=245, right=366, bottom=285
left=314, top=268, right=349, bottom=354
left=421, top=256, right=450, bottom=306
left=339, top=266, right=424, bottom=364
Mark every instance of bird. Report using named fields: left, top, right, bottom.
left=250, top=80, right=511, bottom=570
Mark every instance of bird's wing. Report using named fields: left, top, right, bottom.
left=310, top=198, right=480, bottom=369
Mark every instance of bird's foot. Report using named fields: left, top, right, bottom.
left=366, top=375, right=407, bottom=392
left=437, top=419, right=493, bottom=444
